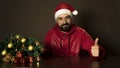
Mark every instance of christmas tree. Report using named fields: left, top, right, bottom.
left=0, top=33, right=45, bottom=63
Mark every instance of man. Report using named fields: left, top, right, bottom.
left=44, top=3, right=105, bottom=58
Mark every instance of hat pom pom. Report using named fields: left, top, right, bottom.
left=72, top=10, right=78, bottom=15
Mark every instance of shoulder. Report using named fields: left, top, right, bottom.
left=44, top=26, right=55, bottom=41
left=45, top=25, right=57, bottom=36
left=75, top=26, right=86, bottom=33
left=45, top=29, right=54, bottom=36
left=75, top=26, right=92, bottom=37
left=76, top=26, right=93, bottom=40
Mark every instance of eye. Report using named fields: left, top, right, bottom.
left=57, top=17, right=63, bottom=21
left=66, top=16, right=71, bottom=19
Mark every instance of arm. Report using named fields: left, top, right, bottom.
left=81, top=31, right=105, bottom=60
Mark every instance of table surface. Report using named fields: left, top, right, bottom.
left=0, top=56, right=120, bottom=68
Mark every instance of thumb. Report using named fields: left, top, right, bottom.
left=94, top=37, right=99, bottom=45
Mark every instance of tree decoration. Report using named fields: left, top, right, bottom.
left=3, top=53, right=14, bottom=62
left=7, top=42, right=13, bottom=48
left=1, top=49, right=7, bottom=56
left=21, top=38, right=26, bottom=43
left=0, top=33, right=45, bottom=63
left=28, top=45, right=34, bottom=51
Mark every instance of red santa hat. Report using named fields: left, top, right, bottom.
left=54, top=3, right=78, bottom=19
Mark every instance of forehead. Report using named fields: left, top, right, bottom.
left=57, top=14, right=71, bottom=18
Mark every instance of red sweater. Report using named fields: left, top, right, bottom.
left=44, top=24, right=105, bottom=58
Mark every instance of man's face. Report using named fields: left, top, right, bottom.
left=56, top=14, right=73, bottom=32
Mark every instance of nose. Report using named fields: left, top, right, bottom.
left=63, top=18, right=67, bottom=24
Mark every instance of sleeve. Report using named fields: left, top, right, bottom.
left=43, top=31, right=53, bottom=56
left=81, top=30, right=105, bottom=60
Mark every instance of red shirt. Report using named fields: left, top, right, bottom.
left=44, top=24, right=105, bottom=58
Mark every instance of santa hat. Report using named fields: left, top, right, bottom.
left=54, top=3, right=78, bottom=19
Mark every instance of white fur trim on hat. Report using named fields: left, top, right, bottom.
left=72, top=10, right=78, bottom=15
left=54, top=9, right=72, bottom=19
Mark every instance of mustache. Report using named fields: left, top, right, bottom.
left=61, top=22, right=70, bottom=26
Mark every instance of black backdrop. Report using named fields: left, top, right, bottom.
left=0, top=0, right=120, bottom=56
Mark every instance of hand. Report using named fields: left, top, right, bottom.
left=91, top=38, right=99, bottom=57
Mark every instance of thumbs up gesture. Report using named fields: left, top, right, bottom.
left=91, top=38, right=99, bottom=57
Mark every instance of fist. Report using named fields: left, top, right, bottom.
left=91, top=38, right=99, bottom=57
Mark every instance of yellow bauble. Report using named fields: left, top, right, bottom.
left=21, top=38, right=26, bottom=43
left=28, top=45, right=33, bottom=51
left=16, top=35, right=20, bottom=39
left=7, top=43, right=13, bottom=48
left=1, top=49, right=7, bottom=56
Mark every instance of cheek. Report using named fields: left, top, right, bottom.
left=57, top=23, right=62, bottom=27
left=56, top=21, right=63, bottom=26
left=67, top=19, right=72, bottom=23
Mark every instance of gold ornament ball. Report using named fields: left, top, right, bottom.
left=16, top=35, right=20, bottom=39
left=21, top=38, right=26, bottom=43
left=7, top=43, right=13, bottom=48
left=1, top=49, right=7, bottom=56
left=28, top=45, right=33, bottom=51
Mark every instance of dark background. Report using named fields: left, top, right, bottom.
left=0, top=0, right=119, bottom=56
